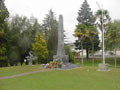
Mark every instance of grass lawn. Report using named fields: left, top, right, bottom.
left=0, top=66, right=120, bottom=90
left=78, top=58, right=120, bottom=68
left=0, top=64, right=41, bottom=77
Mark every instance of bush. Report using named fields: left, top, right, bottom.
left=0, top=60, right=8, bottom=67
left=65, top=45, right=75, bottom=63
left=32, top=32, right=48, bottom=64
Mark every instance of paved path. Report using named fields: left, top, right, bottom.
left=0, top=69, right=52, bottom=80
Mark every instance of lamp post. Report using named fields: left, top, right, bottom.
left=96, top=2, right=105, bottom=65
left=96, top=2, right=109, bottom=71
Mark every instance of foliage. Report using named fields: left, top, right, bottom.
left=0, top=10, right=57, bottom=66
left=0, top=45, right=7, bottom=61
left=32, top=32, right=48, bottom=63
left=65, top=45, right=75, bottom=63
left=74, top=24, right=89, bottom=64
left=88, top=26, right=97, bottom=38
left=88, top=26, right=98, bottom=65
left=74, top=24, right=100, bottom=59
left=8, top=46, right=20, bottom=66
left=6, top=15, right=42, bottom=66
left=95, top=9, right=110, bottom=31
left=74, top=24, right=89, bottom=38
left=77, top=0, right=94, bottom=25
left=0, top=0, right=9, bottom=30
left=42, top=10, right=58, bottom=61
left=105, top=20, right=120, bottom=67
left=88, top=26, right=98, bottom=51
left=0, top=0, right=9, bottom=67
left=76, top=0, right=100, bottom=59
left=0, top=44, right=8, bottom=67
left=105, top=20, right=120, bottom=49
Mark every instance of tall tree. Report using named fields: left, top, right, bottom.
left=74, top=24, right=89, bottom=65
left=75, top=0, right=100, bottom=59
left=7, top=15, right=29, bottom=65
left=88, top=26, right=98, bottom=65
left=42, top=10, right=58, bottom=61
left=0, top=0, right=9, bottom=67
left=7, top=15, right=42, bottom=65
left=77, top=0, right=94, bottom=25
left=105, top=20, right=120, bottom=68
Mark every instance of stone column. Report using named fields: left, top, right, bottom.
left=53, top=15, right=69, bottom=63
left=57, top=15, right=65, bottom=55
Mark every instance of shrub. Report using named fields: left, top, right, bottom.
left=65, top=45, right=75, bottom=63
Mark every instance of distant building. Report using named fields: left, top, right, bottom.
left=116, top=48, right=120, bottom=56
left=66, top=43, right=86, bottom=59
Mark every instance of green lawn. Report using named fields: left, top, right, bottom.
left=0, top=66, right=120, bottom=90
left=78, top=58, right=120, bottom=68
left=0, top=65, right=41, bottom=77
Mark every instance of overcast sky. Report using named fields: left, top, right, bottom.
left=5, top=0, right=120, bottom=43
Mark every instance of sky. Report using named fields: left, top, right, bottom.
left=5, top=0, right=120, bottom=43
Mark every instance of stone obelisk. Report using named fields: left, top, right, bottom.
left=53, top=15, right=69, bottom=63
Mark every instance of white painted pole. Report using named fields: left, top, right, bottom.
left=96, top=2, right=105, bottom=64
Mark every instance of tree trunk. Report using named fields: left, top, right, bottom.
left=92, top=42, right=94, bottom=66
left=86, top=48, right=89, bottom=59
left=114, top=48, right=117, bottom=68
left=81, top=41, right=84, bottom=66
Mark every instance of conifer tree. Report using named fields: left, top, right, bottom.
left=42, top=10, right=58, bottom=61
left=0, top=0, right=9, bottom=66
left=32, top=32, right=48, bottom=63
left=75, top=0, right=100, bottom=59
left=77, top=0, right=94, bottom=26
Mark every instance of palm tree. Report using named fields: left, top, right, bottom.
left=95, top=9, right=110, bottom=32
left=106, top=20, right=120, bottom=68
left=88, top=26, right=98, bottom=66
left=74, top=24, right=89, bottom=65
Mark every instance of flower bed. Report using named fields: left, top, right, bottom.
left=46, top=60, right=62, bottom=69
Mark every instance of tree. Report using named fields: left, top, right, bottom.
left=88, top=26, right=98, bottom=65
left=7, top=15, right=42, bottom=65
left=75, top=0, right=100, bottom=59
left=95, top=9, right=110, bottom=32
left=8, top=46, right=20, bottom=66
left=106, top=20, right=120, bottom=68
left=74, top=24, right=89, bottom=65
left=32, top=32, right=48, bottom=63
left=0, top=0, right=9, bottom=67
left=7, top=15, right=30, bottom=65
left=77, top=0, right=94, bottom=25
left=42, top=10, right=58, bottom=61
left=65, top=45, right=75, bottom=63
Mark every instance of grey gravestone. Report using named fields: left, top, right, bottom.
left=53, top=15, right=69, bottom=63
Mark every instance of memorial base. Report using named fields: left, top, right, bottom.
left=97, top=63, right=110, bottom=71
left=53, top=55, right=69, bottom=64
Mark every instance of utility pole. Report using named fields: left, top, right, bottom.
left=96, top=2, right=105, bottom=65
left=96, top=2, right=109, bottom=71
